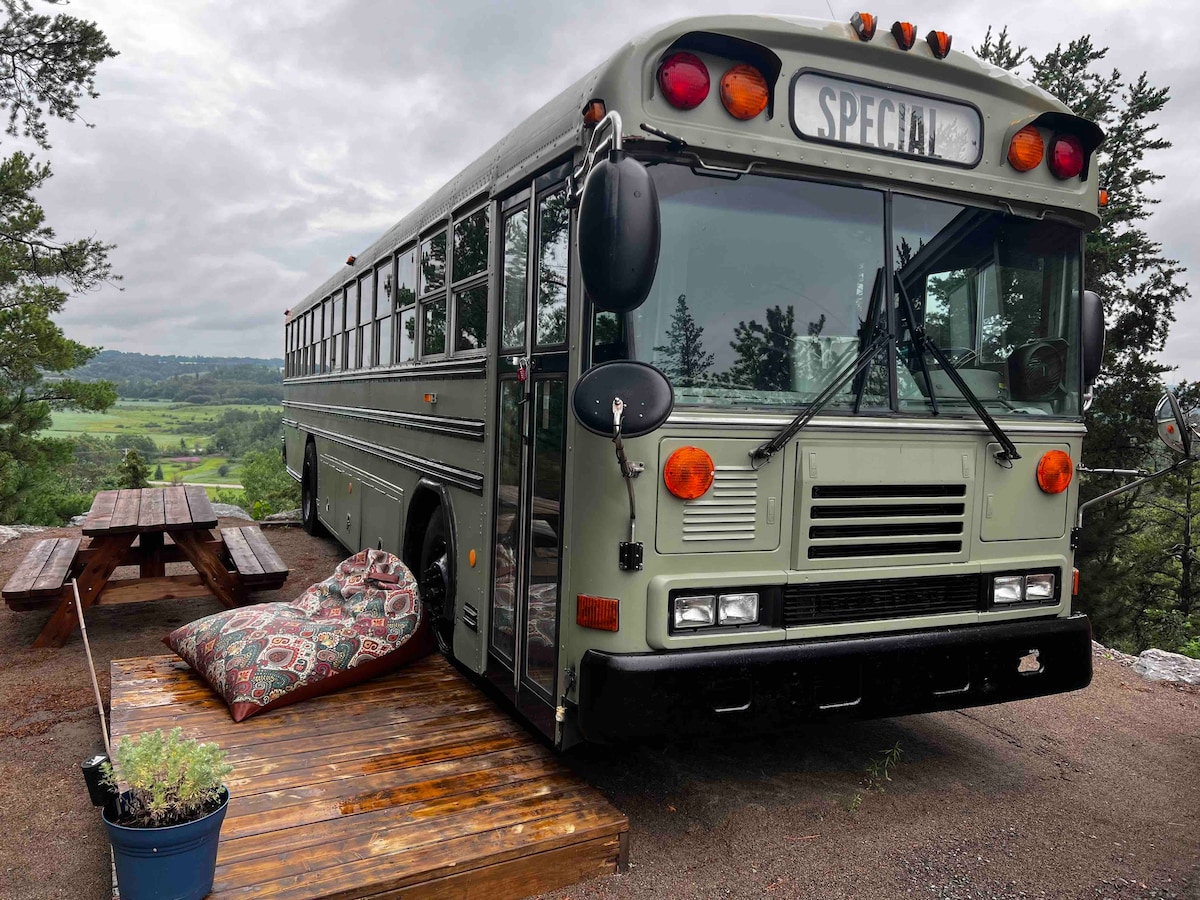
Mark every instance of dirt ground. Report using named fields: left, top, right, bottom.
left=0, top=523, right=1197, bottom=900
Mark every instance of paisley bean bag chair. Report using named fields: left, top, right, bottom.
left=165, top=549, right=432, bottom=721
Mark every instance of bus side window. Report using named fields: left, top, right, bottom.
left=358, top=273, right=374, bottom=368
left=375, top=261, right=392, bottom=367
left=452, top=207, right=489, bottom=353
left=420, top=230, right=447, bottom=357
left=396, top=246, right=417, bottom=363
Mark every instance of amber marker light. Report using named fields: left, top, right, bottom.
left=926, top=30, right=952, bottom=58
left=719, top=64, right=769, bottom=120
left=1036, top=450, right=1073, bottom=494
left=850, top=12, right=877, bottom=41
left=891, top=21, right=916, bottom=50
left=577, top=594, right=619, bottom=632
left=664, top=446, right=715, bottom=500
left=1098, top=188, right=1110, bottom=207
left=582, top=99, right=606, bottom=125
left=1007, top=125, right=1044, bottom=172
left=468, top=549, right=477, bottom=568
left=1073, top=567, right=1080, bottom=596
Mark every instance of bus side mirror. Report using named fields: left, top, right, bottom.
left=1081, top=290, right=1105, bottom=386
left=572, top=361, right=674, bottom=438
left=1155, top=391, right=1199, bottom=458
left=577, top=150, right=660, bottom=313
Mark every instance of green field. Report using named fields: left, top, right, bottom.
left=156, top=456, right=244, bottom=485
left=47, top=400, right=280, bottom=450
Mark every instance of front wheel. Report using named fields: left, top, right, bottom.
left=418, top=508, right=454, bottom=656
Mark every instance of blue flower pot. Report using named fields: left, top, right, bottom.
left=102, top=788, right=229, bottom=900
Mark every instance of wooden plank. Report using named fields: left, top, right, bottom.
left=222, top=528, right=265, bottom=576
left=238, top=526, right=288, bottom=576
left=184, top=485, right=218, bottom=528
left=31, top=537, right=82, bottom=594
left=108, top=489, right=143, bottom=532
left=164, top=486, right=191, bottom=526
left=73, top=543, right=189, bottom=569
left=33, top=533, right=135, bottom=647
left=95, top=574, right=211, bottom=606
left=2, top=538, right=59, bottom=598
left=172, top=529, right=246, bottom=608
left=138, top=488, right=167, bottom=530
left=138, top=531, right=166, bottom=578
left=81, top=490, right=119, bottom=535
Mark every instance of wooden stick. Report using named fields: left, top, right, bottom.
left=74, top=579, right=112, bottom=759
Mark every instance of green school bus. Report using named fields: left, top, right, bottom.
left=283, top=14, right=1126, bottom=749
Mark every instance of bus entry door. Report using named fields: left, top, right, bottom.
left=487, top=180, right=570, bottom=737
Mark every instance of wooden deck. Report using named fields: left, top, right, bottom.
left=110, top=654, right=628, bottom=900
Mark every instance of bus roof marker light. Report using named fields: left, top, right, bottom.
left=926, top=30, right=952, bottom=58
left=1036, top=450, right=1073, bottom=494
left=657, top=52, right=709, bottom=110
left=1007, top=125, right=1044, bottom=171
left=345, top=255, right=356, bottom=265
left=890, top=21, right=916, bottom=50
left=850, top=12, right=876, bottom=41
left=1048, top=133, right=1085, bottom=179
left=719, top=64, right=768, bottom=120
left=582, top=99, right=606, bottom=125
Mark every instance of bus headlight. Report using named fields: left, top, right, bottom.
left=992, top=575, right=1024, bottom=604
left=1025, top=573, right=1056, bottom=601
left=718, top=592, right=759, bottom=625
left=673, top=595, right=716, bottom=628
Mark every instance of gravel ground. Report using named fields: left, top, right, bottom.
left=1, top=525, right=1196, bottom=900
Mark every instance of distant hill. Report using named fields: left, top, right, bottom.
left=67, top=350, right=284, bottom=405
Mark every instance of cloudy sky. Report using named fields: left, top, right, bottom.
left=34, top=1, right=1198, bottom=379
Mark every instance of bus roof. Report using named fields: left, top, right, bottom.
left=293, top=14, right=1090, bottom=318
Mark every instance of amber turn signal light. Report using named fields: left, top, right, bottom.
left=926, top=30, right=952, bottom=58
left=582, top=99, right=606, bottom=125
left=663, top=446, right=715, bottom=500
left=719, top=64, right=769, bottom=120
left=1098, top=188, right=1109, bottom=207
left=891, top=21, right=916, bottom=50
left=1007, top=125, right=1044, bottom=172
left=851, top=12, right=876, bottom=41
left=577, top=594, right=619, bottom=632
left=1036, top=450, right=1073, bottom=494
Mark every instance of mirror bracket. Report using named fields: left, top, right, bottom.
left=568, top=110, right=624, bottom=207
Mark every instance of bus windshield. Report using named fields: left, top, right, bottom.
left=592, top=164, right=1083, bottom=418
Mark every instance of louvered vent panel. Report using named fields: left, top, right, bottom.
left=807, top=484, right=967, bottom=560
left=682, top=466, right=758, bottom=542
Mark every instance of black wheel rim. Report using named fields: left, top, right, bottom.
left=420, top=538, right=452, bottom=654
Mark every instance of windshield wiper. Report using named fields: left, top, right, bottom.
left=751, top=272, right=889, bottom=467
left=894, top=275, right=1021, bottom=464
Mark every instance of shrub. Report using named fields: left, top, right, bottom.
left=102, top=728, right=232, bottom=828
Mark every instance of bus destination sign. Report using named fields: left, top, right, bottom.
left=791, top=71, right=982, bottom=166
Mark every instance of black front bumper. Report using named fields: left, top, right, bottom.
left=576, top=615, right=1092, bottom=743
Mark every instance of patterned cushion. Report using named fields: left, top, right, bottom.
left=165, top=549, right=432, bottom=722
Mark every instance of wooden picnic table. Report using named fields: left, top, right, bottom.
left=2, top=487, right=288, bottom=648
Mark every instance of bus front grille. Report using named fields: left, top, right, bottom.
left=806, top=483, right=967, bottom=560
left=783, top=574, right=983, bottom=626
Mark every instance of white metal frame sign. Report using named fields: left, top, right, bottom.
left=790, top=70, right=983, bottom=167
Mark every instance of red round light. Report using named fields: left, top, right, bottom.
left=657, top=52, right=710, bottom=110
left=1048, top=133, right=1085, bottom=179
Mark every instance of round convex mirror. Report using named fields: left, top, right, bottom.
left=572, top=361, right=673, bottom=438
left=1154, top=391, right=1192, bottom=457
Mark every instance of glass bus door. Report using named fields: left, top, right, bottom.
left=488, top=175, right=571, bottom=737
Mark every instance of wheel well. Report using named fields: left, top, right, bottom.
left=403, top=480, right=457, bottom=594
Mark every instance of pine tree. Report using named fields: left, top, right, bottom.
left=724, top=305, right=796, bottom=392
left=0, top=2, right=118, bottom=523
left=652, top=294, right=714, bottom=386
left=117, top=449, right=150, bottom=490
left=976, top=28, right=1193, bottom=651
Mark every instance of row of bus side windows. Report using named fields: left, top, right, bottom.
left=284, top=204, right=491, bottom=377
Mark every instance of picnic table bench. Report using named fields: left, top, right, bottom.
left=2, top=487, right=289, bottom=647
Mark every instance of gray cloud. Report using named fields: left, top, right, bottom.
left=28, top=0, right=1196, bottom=380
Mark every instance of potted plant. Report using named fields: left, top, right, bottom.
left=101, top=727, right=233, bottom=900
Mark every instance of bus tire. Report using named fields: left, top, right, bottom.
left=418, top=507, right=454, bottom=656
left=301, top=441, right=323, bottom=536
